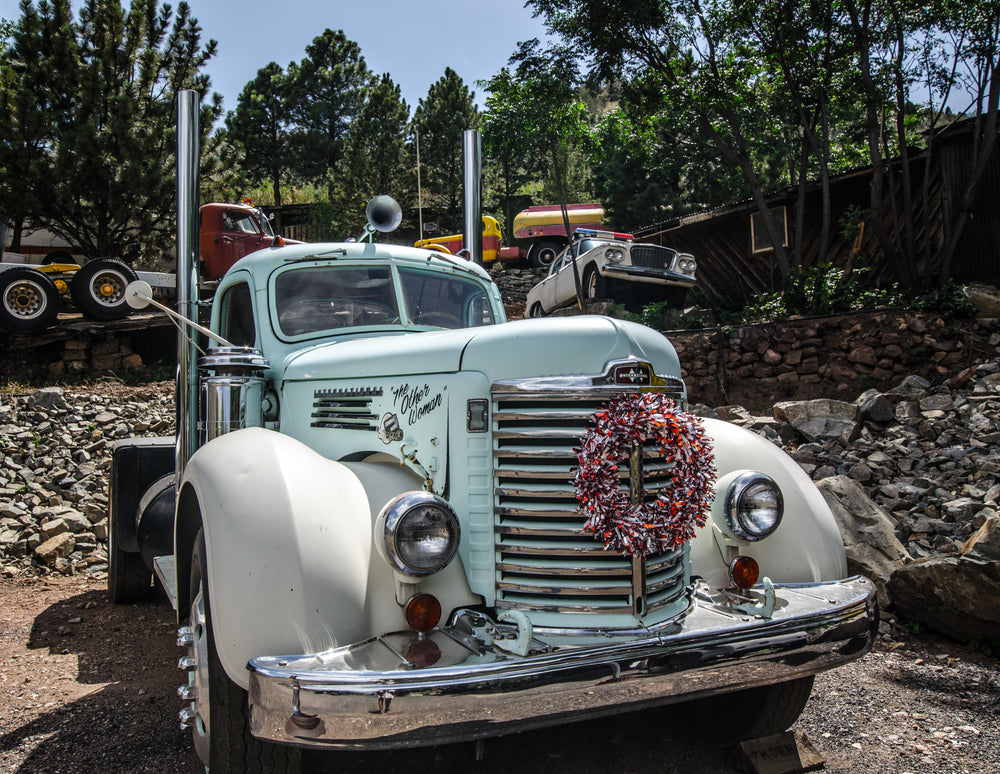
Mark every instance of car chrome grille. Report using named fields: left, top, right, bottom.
left=492, top=382, right=690, bottom=620
left=630, top=245, right=678, bottom=270
left=310, top=388, right=380, bottom=430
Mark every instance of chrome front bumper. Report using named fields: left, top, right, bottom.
left=248, top=577, right=877, bottom=750
left=603, top=265, right=697, bottom=286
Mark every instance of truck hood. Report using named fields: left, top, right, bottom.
left=281, top=316, right=682, bottom=384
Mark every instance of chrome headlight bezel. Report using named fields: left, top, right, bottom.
left=377, top=491, right=461, bottom=577
left=724, top=472, right=784, bottom=541
left=604, top=247, right=625, bottom=264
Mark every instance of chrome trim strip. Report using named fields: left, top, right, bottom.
left=247, top=577, right=877, bottom=750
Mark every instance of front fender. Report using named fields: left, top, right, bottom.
left=178, top=428, right=476, bottom=689
left=690, top=418, right=848, bottom=588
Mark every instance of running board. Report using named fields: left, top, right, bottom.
left=153, top=555, right=178, bottom=611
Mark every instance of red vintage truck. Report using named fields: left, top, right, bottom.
left=198, top=201, right=301, bottom=280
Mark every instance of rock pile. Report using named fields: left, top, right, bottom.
left=0, top=383, right=174, bottom=579
left=699, top=364, right=1000, bottom=642
left=1, top=357, right=997, bottom=643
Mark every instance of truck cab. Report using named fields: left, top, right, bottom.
left=199, top=202, right=301, bottom=281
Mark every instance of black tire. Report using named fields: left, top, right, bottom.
left=584, top=265, right=607, bottom=300
left=186, top=530, right=301, bottom=774
left=673, top=677, right=815, bottom=742
left=108, top=524, right=154, bottom=603
left=529, top=240, right=561, bottom=269
left=0, top=267, right=61, bottom=332
left=41, top=250, right=78, bottom=266
left=69, top=258, right=138, bottom=320
left=528, top=302, right=545, bottom=318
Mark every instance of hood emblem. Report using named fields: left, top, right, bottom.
left=613, top=363, right=652, bottom=385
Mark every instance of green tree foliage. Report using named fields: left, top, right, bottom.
left=285, top=29, right=375, bottom=190
left=479, top=66, right=540, bottom=234
left=0, top=0, right=221, bottom=259
left=225, top=62, right=291, bottom=205
left=331, top=74, right=413, bottom=238
left=411, top=67, right=479, bottom=235
left=529, top=0, right=999, bottom=293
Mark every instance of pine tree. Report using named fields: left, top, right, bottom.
left=0, top=0, right=221, bottom=259
left=226, top=62, right=291, bottom=205
left=332, top=74, right=412, bottom=237
left=285, top=29, right=374, bottom=189
left=411, top=68, right=479, bottom=235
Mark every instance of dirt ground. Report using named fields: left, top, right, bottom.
left=1, top=574, right=998, bottom=774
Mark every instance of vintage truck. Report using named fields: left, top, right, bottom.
left=0, top=201, right=292, bottom=333
left=413, top=204, right=606, bottom=268
left=108, top=95, right=877, bottom=773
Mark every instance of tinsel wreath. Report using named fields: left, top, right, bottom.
left=574, top=392, right=717, bottom=557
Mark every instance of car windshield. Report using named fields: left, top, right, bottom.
left=273, top=264, right=494, bottom=336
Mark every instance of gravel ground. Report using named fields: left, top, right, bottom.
left=1, top=575, right=997, bottom=774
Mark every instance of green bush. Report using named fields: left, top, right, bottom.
left=633, top=265, right=977, bottom=327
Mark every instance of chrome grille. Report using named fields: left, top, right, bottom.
left=630, top=245, right=677, bottom=270
left=493, top=382, right=690, bottom=619
left=310, top=387, right=380, bottom=430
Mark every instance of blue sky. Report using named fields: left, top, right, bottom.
left=0, top=0, right=550, bottom=113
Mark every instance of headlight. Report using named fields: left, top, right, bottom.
left=724, top=472, right=783, bottom=541
left=676, top=257, right=697, bottom=274
left=604, top=247, right=625, bottom=264
left=377, top=492, right=460, bottom=576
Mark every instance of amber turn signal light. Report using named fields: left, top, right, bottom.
left=405, top=593, right=442, bottom=633
left=729, top=555, right=760, bottom=589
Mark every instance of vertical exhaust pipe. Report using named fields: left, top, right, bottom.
left=462, top=129, right=482, bottom=265
left=176, top=90, right=200, bottom=478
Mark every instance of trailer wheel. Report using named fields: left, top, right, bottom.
left=69, top=258, right=138, bottom=320
left=108, top=524, right=154, bottom=603
left=0, top=267, right=61, bottom=332
left=185, top=530, right=301, bottom=773
left=529, top=241, right=561, bottom=268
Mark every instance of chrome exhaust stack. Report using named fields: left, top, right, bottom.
left=176, top=90, right=200, bottom=477
left=462, top=129, right=482, bottom=265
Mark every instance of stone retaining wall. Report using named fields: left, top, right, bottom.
left=667, top=312, right=1000, bottom=411
left=46, top=333, right=145, bottom=377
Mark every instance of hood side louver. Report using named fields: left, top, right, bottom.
left=311, top=387, right=381, bottom=431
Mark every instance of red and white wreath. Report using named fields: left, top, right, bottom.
left=574, top=392, right=717, bottom=557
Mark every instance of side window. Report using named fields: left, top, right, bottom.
left=219, top=282, right=256, bottom=347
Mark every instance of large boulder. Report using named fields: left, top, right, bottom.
left=773, top=398, right=861, bottom=444
left=817, top=475, right=911, bottom=607
left=888, top=556, right=1000, bottom=643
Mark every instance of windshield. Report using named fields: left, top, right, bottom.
left=254, top=210, right=275, bottom=237
left=398, top=267, right=494, bottom=328
left=273, top=264, right=495, bottom=337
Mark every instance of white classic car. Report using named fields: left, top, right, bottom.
left=526, top=229, right=698, bottom=316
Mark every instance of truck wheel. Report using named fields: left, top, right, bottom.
left=529, top=241, right=561, bottom=269
left=0, top=267, right=61, bottom=332
left=108, top=525, right=154, bottom=603
left=69, top=258, right=138, bottom=321
left=584, top=266, right=607, bottom=300
left=673, top=676, right=815, bottom=742
left=184, top=530, right=301, bottom=774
